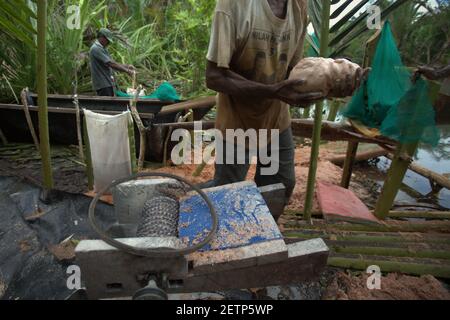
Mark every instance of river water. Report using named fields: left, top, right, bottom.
left=375, top=125, right=450, bottom=210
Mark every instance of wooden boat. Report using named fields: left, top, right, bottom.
left=0, top=93, right=215, bottom=162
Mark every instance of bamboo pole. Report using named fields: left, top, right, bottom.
left=128, top=114, right=138, bottom=174
left=20, top=88, right=40, bottom=151
left=285, top=219, right=450, bottom=233
left=386, top=211, right=450, bottom=220
left=286, top=209, right=450, bottom=220
left=284, top=230, right=450, bottom=245
left=73, top=94, right=85, bottom=163
left=331, top=245, right=450, bottom=260
left=302, top=106, right=310, bottom=119
left=36, top=0, right=53, bottom=190
left=374, top=142, right=419, bottom=219
left=327, top=100, right=340, bottom=122
left=303, top=0, right=331, bottom=222
left=327, top=256, right=450, bottom=278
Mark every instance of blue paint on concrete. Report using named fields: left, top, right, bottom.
left=178, top=182, right=282, bottom=252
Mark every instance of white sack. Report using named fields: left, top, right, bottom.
left=84, top=109, right=133, bottom=192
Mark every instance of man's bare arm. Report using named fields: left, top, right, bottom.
left=108, top=61, right=135, bottom=76
left=416, top=64, right=450, bottom=81
left=206, top=61, right=323, bottom=106
left=437, top=65, right=450, bottom=79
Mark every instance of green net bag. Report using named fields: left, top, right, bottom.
left=380, top=78, right=440, bottom=146
left=341, top=21, right=440, bottom=146
left=115, top=82, right=181, bottom=101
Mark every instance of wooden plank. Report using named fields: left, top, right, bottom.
left=154, top=119, right=398, bottom=146
left=30, top=93, right=167, bottom=105
left=0, top=104, right=155, bottom=119
left=158, top=96, right=216, bottom=116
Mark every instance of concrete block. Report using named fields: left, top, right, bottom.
left=188, top=239, right=288, bottom=276
left=76, top=237, right=187, bottom=300
left=169, top=238, right=330, bottom=293
left=259, top=183, right=286, bottom=221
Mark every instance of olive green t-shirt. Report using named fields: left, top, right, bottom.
left=206, top=0, right=308, bottom=136
left=89, top=40, right=114, bottom=91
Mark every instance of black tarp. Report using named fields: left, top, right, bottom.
left=0, top=176, right=115, bottom=300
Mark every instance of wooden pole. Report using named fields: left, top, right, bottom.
left=73, top=94, right=85, bottom=163
left=82, top=116, right=94, bottom=191
left=129, top=83, right=146, bottom=171
left=330, top=147, right=387, bottom=167
left=0, top=128, right=8, bottom=145
left=20, top=88, right=40, bottom=151
left=36, top=0, right=53, bottom=190
left=340, top=141, right=359, bottom=188
left=304, top=0, right=331, bottom=222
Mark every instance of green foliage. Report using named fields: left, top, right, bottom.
left=0, top=0, right=216, bottom=102
left=1, top=0, right=447, bottom=103
left=338, top=1, right=450, bottom=66
left=307, top=0, right=414, bottom=58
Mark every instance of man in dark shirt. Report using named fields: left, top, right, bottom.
left=89, top=28, right=135, bottom=97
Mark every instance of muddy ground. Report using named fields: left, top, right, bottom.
left=1, top=142, right=449, bottom=300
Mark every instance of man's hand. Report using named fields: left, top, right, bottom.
left=416, top=66, right=439, bottom=80
left=127, top=65, right=136, bottom=77
left=273, top=79, right=324, bottom=106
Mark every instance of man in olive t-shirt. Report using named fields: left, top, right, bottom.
left=205, top=0, right=361, bottom=206
left=89, top=28, right=136, bottom=97
left=205, top=0, right=323, bottom=206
